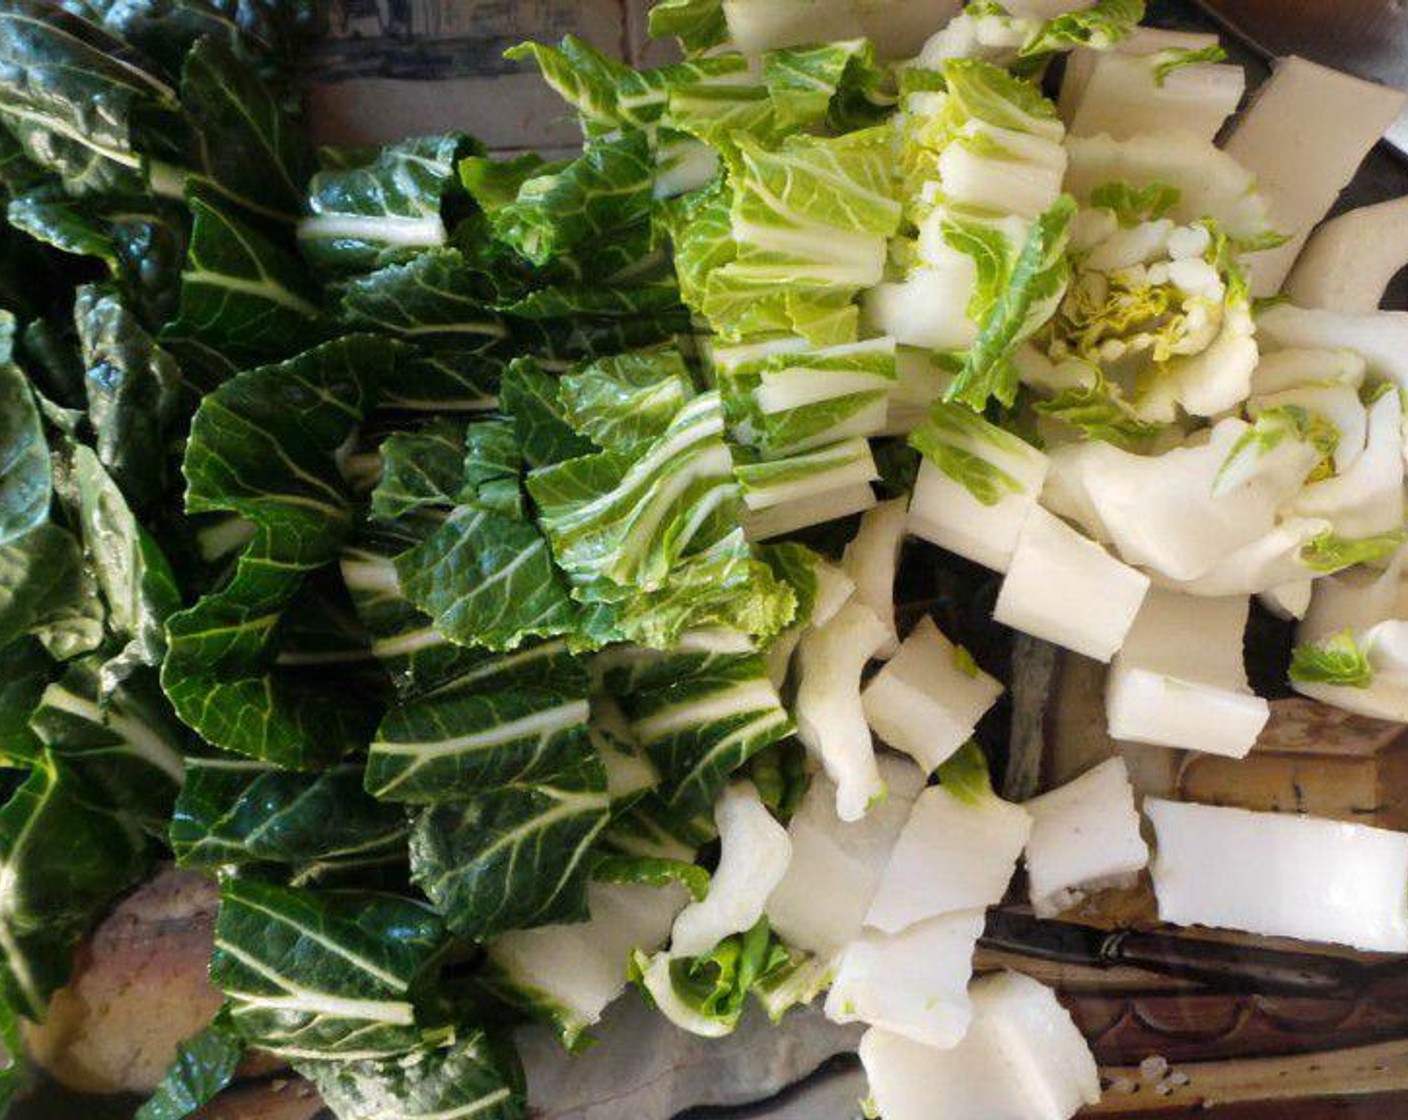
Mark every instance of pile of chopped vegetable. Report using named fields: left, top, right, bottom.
left=1, top=0, right=1408, bottom=1116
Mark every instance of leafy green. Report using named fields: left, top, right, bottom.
left=488, top=132, right=656, bottom=269
left=367, top=685, right=593, bottom=804
left=946, top=195, right=1076, bottom=410
left=560, top=349, right=696, bottom=456
left=0, top=523, right=105, bottom=661
left=910, top=401, right=1039, bottom=506
left=300, top=136, right=476, bottom=274
left=0, top=331, right=49, bottom=547
left=0, top=754, right=149, bottom=1018
left=74, top=285, right=185, bottom=509
left=1289, top=629, right=1374, bottom=689
left=1019, top=0, right=1144, bottom=58
left=1089, top=181, right=1181, bottom=226
left=0, top=639, right=49, bottom=767
left=592, top=853, right=710, bottom=902
left=162, top=191, right=322, bottom=368
left=0, top=0, right=171, bottom=196
left=937, top=740, right=995, bottom=806
left=135, top=1010, right=245, bottom=1120
left=162, top=335, right=403, bottom=768
left=178, top=35, right=315, bottom=224
left=1152, top=44, right=1229, bottom=86
left=1300, top=530, right=1407, bottom=575
left=648, top=0, right=728, bottom=53
left=213, top=879, right=448, bottom=1060
left=296, top=1031, right=525, bottom=1120
left=1034, top=379, right=1163, bottom=447
left=394, top=506, right=580, bottom=652
left=171, top=757, right=407, bottom=878
left=29, top=658, right=186, bottom=835
left=409, top=750, right=611, bottom=941
left=604, top=645, right=792, bottom=816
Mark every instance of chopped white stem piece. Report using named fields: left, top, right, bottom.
left=1024, top=759, right=1148, bottom=919
left=1251, top=383, right=1367, bottom=475
left=866, top=783, right=1032, bottom=934
left=1064, top=132, right=1272, bottom=240
left=1259, top=581, right=1313, bottom=622
left=862, top=618, right=1003, bottom=774
left=843, top=500, right=908, bottom=658
left=766, top=756, right=926, bottom=958
left=908, top=439, right=1050, bottom=574
left=994, top=508, right=1149, bottom=663
left=1257, top=305, right=1408, bottom=393
left=488, top=880, right=688, bottom=1044
left=738, top=439, right=880, bottom=511
left=863, top=260, right=980, bottom=351
left=670, top=783, right=791, bottom=958
left=1164, top=516, right=1329, bottom=598
left=1291, top=387, right=1405, bottom=539
left=1061, top=27, right=1218, bottom=118
left=860, top=971, right=1101, bottom=1120
left=795, top=601, right=894, bottom=822
left=1045, top=419, right=1317, bottom=583
left=1251, top=346, right=1367, bottom=396
left=722, top=0, right=861, bottom=54
left=825, top=910, right=984, bottom=1048
left=1062, top=33, right=1245, bottom=142
left=1106, top=589, right=1268, bottom=758
left=1300, top=553, right=1405, bottom=646
left=883, top=348, right=953, bottom=436
left=812, top=559, right=857, bottom=628
left=1294, top=621, right=1408, bottom=723
left=1224, top=57, right=1408, bottom=297
left=743, top=482, right=878, bottom=541
left=1287, top=197, right=1408, bottom=313
left=1147, top=798, right=1408, bottom=952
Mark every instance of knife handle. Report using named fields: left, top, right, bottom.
left=1101, top=929, right=1361, bottom=997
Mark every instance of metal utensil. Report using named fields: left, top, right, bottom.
left=1196, top=0, right=1408, bottom=159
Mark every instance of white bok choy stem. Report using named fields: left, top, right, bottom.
left=859, top=971, right=1100, bottom=1120
left=1105, top=589, right=1269, bottom=758
left=1023, top=757, right=1148, bottom=919
left=993, top=507, right=1149, bottom=662
left=1147, top=798, right=1408, bottom=952
left=794, top=601, right=895, bottom=821
left=669, top=782, right=791, bottom=958
left=765, top=756, right=926, bottom=959
left=862, top=617, right=1003, bottom=774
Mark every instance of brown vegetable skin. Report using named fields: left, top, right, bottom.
left=193, top=1080, right=329, bottom=1120
left=23, top=868, right=225, bottom=1095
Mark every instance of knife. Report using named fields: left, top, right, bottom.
left=981, top=909, right=1369, bottom=997
left=1195, top=0, right=1408, bottom=159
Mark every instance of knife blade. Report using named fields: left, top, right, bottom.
left=1196, top=0, right=1408, bottom=158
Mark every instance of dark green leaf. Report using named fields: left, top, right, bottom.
left=0, top=335, right=50, bottom=548
left=367, top=685, right=592, bottom=803
left=300, top=135, right=477, bottom=273
left=409, top=752, right=611, bottom=940
left=295, top=1030, right=525, bottom=1120
left=75, top=285, right=185, bottom=509
left=394, top=506, right=581, bottom=653
left=499, top=358, right=594, bottom=470
left=0, top=754, right=149, bottom=1018
left=135, top=1010, right=245, bottom=1120
left=0, top=638, right=50, bottom=767
left=162, top=191, right=322, bottom=369
left=29, top=659, right=187, bottom=835
left=177, top=35, right=316, bottom=224
left=162, top=336, right=403, bottom=768
left=213, top=879, right=448, bottom=1059
left=172, top=756, right=407, bottom=876
left=0, top=524, right=105, bottom=662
